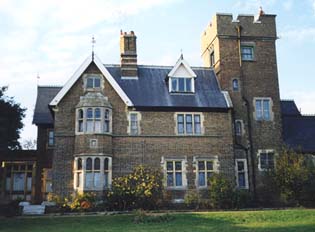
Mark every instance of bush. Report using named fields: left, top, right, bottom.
left=70, top=192, right=97, bottom=211
left=184, top=189, right=201, bottom=209
left=208, top=173, right=235, bottom=209
left=108, top=165, right=163, bottom=210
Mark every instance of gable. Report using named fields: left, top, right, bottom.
left=168, top=56, right=197, bottom=78
left=49, top=54, right=133, bottom=107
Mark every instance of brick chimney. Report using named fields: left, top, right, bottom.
left=120, top=30, right=138, bottom=78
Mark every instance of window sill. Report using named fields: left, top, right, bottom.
left=166, top=186, right=187, bottom=191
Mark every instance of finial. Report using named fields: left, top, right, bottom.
left=91, top=36, right=96, bottom=60
left=180, top=49, right=183, bottom=59
left=36, top=73, right=40, bottom=86
left=259, top=6, right=265, bottom=16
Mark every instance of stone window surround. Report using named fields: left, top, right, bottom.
left=257, top=149, right=276, bottom=172
left=75, top=107, right=112, bottom=135
left=193, top=156, right=219, bottom=189
left=235, top=119, right=245, bottom=136
left=127, top=111, right=141, bottom=135
left=161, top=156, right=188, bottom=190
left=174, top=112, right=204, bottom=135
left=83, top=74, right=104, bottom=92
left=89, top=139, right=98, bottom=148
left=235, top=158, right=249, bottom=189
left=73, top=154, right=112, bottom=192
left=232, top=78, right=240, bottom=92
left=253, top=97, right=274, bottom=121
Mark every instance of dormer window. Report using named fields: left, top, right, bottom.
left=171, top=77, right=192, bottom=92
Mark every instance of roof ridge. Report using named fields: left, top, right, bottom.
left=104, top=64, right=212, bottom=70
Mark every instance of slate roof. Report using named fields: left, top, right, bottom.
left=106, top=65, right=229, bottom=110
left=33, top=86, right=62, bottom=125
left=281, top=100, right=315, bottom=153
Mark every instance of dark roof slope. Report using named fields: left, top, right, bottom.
left=281, top=100, right=301, bottom=116
left=281, top=100, right=315, bottom=153
left=32, top=86, right=62, bottom=125
left=106, top=65, right=228, bottom=110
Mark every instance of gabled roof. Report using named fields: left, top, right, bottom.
left=168, top=55, right=197, bottom=78
left=49, top=54, right=133, bottom=107
left=33, top=86, right=62, bottom=125
left=281, top=100, right=315, bottom=153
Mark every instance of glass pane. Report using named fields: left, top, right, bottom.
left=95, top=108, right=101, bottom=118
left=20, top=165, right=26, bottom=171
left=233, top=79, right=238, bottom=91
left=198, top=161, right=205, bottom=170
left=130, top=113, right=137, bottom=121
left=95, top=120, right=101, bottom=133
left=268, top=153, right=275, bottom=169
left=175, top=161, right=182, bottom=170
left=86, top=120, right=93, bottom=132
left=77, top=158, right=82, bottom=170
left=78, top=109, right=83, bottom=119
left=263, top=100, right=270, bottom=120
left=206, top=161, right=213, bottom=170
left=237, top=161, right=244, bottom=171
left=235, top=121, right=242, bottom=135
left=94, top=77, right=101, bottom=88
left=178, top=78, right=185, bottom=91
left=13, top=173, right=25, bottom=191
left=104, top=158, right=109, bottom=171
left=256, top=100, right=262, bottom=120
left=206, top=172, right=212, bottom=181
left=77, top=173, right=82, bottom=187
left=104, top=120, right=109, bottom=132
left=94, top=173, right=101, bottom=187
left=87, top=108, right=93, bottom=118
left=94, top=158, right=100, bottom=170
left=260, top=153, right=267, bottom=169
left=27, top=165, right=33, bottom=171
left=87, top=78, right=94, bottom=88
left=238, top=172, right=246, bottom=188
left=186, top=79, right=191, bottom=92
left=177, top=114, right=184, bottom=122
left=27, top=177, right=32, bottom=191
left=186, top=115, right=193, bottom=134
left=78, top=120, right=83, bottom=132
left=167, top=162, right=173, bottom=171
left=86, top=158, right=92, bottom=170
left=171, top=78, right=177, bottom=92
left=6, top=177, right=11, bottom=191
left=198, top=172, right=205, bottom=186
left=104, top=173, right=108, bottom=188
left=175, top=173, right=182, bottom=186
left=105, top=110, right=110, bottom=119
left=85, top=173, right=93, bottom=188
left=194, top=115, right=201, bottom=134
left=167, top=173, right=173, bottom=186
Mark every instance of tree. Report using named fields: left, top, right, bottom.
left=0, top=87, right=26, bottom=150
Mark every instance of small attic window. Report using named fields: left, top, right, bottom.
left=170, top=77, right=192, bottom=93
left=86, top=75, right=101, bottom=88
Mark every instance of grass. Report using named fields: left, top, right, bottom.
left=1, top=209, right=315, bottom=232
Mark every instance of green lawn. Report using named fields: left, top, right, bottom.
left=1, top=209, right=315, bottom=232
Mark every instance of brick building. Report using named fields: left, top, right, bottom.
left=1, top=10, right=314, bottom=203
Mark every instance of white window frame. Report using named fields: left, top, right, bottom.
left=232, top=78, right=239, bottom=91
left=73, top=155, right=112, bottom=192
left=75, top=107, right=112, bottom=135
left=47, top=129, right=54, bottom=147
left=235, top=159, right=249, bottom=189
left=193, top=156, right=219, bottom=189
left=169, top=77, right=194, bottom=93
left=127, top=111, right=141, bottom=135
left=235, top=119, right=244, bottom=136
left=175, top=112, right=204, bottom=135
left=161, top=157, right=187, bottom=190
left=257, top=149, right=276, bottom=171
left=253, top=97, right=273, bottom=121
left=83, top=74, right=103, bottom=91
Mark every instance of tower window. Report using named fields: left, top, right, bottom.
left=241, top=46, right=254, bottom=61
left=235, top=120, right=243, bottom=136
left=232, top=79, right=239, bottom=91
left=255, top=98, right=272, bottom=121
left=210, top=51, right=215, bottom=67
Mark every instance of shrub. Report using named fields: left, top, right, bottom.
left=184, top=189, right=201, bottom=209
left=208, top=173, right=235, bottom=209
left=70, top=192, right=97, bottom=211
left=108, top=165, right=163, bottom=210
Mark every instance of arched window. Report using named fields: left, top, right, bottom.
left=77, top=158, right=82, bottom=170
left=86, top=108, right=93, bottom=132
left=104, top=158, right=109, bottom=188
left=86, top=158, right=92, bottom=171
left=232, top=79, right=239, bottom=91
left=94, top=108, right=101, bottom=133
left=78, top=110, right=84, bottom=132
left=94, top=158, right=101, bottom=187
left=235, top=120, right=242, bottom=136
left=104, top=110, right=110, bottom=133
left=94, top=158, right=100, bottom=170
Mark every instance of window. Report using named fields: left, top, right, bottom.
left=76, top=107, right=112, bottom=134
left=232, top=79, right=239, bottom=91
left=171, top=77, right=192, bottom=93
left=235, top=120, right=242, bottom=136
left=241, top=46, right=254, bottom=61
left=197, top=160, right=215, bottom=187
left=74, top=156, right=112, bottom=191
left=90, top=139, right=98, bottom=148
left=255, top=98, right=271, bottom=121
left=47, top=129, right=54, bottom=147
left=166, top=161, right=183, bottom=187
left=210, top=51, right=215, bottom=67
left=177, top=113, right=202, bottom=135
left=4, top=162, right=34, bottom=200
left=235, top=159, right=248, bottom=189
left=258, top=150, right=275, bottom=171
left=86, top=75, right=101, bottom=89
left=129, top=112, right=140, bottom=135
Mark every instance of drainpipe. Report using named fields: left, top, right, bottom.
left=236, top=24, right=257, bottom=200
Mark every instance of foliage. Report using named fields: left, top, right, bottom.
left=233, top=189, right=252, bottom=209
left=184, top=189, right=201, bottom=209
left=108, top=165, right=163, bottom=210
left=0, top=86, right=26, bottom=150
left=0, top=199, right=23, bottom=217
left=208, top=173, right=236, bottom=209
left=69, top=192, right=97, bottom=211
left=22, top=139, right=37, bottom=150
left=133, top=209, right=173, bottom=224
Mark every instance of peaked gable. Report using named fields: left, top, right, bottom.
left=168, top=55, right=197, bottom=78
left=49, top=54, right=133, bottom=107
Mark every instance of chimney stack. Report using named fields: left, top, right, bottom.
left=120, top=30, right=138, bottom=78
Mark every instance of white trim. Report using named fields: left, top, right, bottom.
left=235, top=159, right=249, bottom=189
left=257, top=149, right=276, bottom=171
left=222, top=91, right=233, bottom=108
left=50, top=54, right=133, bottom=107
left=127, top=111, right=141, bottom=135
left=193, top=156, right=219, bottom=189
left=174, top=112, right=204, bottom=135
left=168, top=56, right=197, bottom=78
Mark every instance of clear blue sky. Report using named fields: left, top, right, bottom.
left=0, top=0, right=314, bottom=143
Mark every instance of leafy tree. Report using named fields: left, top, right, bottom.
left=0, top=87, right=26, bottom=150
